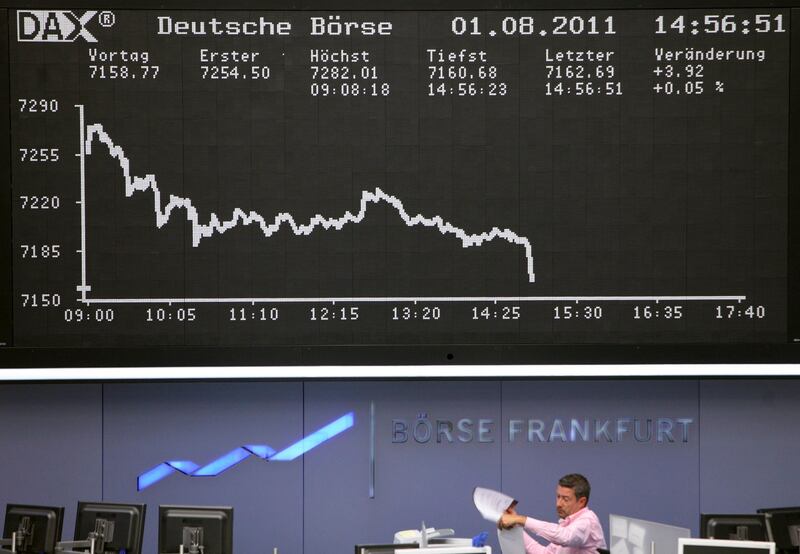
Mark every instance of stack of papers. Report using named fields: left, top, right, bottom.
left=472, top=487, right=525, bottom=554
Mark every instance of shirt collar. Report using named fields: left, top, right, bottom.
left=560, top=507, right=589, bottom=525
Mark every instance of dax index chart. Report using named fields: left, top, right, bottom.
left=3, top=5, right=799, bottom=353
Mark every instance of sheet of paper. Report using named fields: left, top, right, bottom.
left=497, top=525, right=526, bottom=554
left=473, top=486, right=516, bottom=523
left=612, top=538, right=632, bottom=554
left=611, top=516, right=629, bottom=539
left=628, top=523, right=645, bottom=549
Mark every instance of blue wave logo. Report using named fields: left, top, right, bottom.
left=137, top=412, right=355, bottom=491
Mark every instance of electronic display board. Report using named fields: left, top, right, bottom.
left=2, top=0, right=800, bottom=369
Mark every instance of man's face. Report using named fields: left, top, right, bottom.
left=555, top=485, right=586, bottom=519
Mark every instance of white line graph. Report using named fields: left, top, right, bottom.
left=75, top=106, right=745, bottom=305
left=82, top=113, right=536, bottom=282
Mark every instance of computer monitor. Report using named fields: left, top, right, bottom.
left=610, top=514, right=691, bottom=554
left=158, top=505, right=233, bottom=554
left=1, top=504, right=64, bottom=554
left=757, top=508, right=800, bottom=554
left=57, top=502, right=145, bottom=554
left=680, top=538, right=775, bottom=554
left=701, top=515, right=768, bottom=541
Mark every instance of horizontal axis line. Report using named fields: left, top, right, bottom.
left=80, top=296, right=747, bottom=304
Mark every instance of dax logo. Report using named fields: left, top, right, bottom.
left=137, top=412, right=355, bottom=491
left=17, top=10, right=106, bottom=43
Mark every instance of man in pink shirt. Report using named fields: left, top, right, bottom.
left=498, top=474, right=607, bottom=554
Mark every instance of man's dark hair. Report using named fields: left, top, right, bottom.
left=559, top=473, right=591, bottom=502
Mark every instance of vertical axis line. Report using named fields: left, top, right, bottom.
left=75, top=104, right=88, bottom=304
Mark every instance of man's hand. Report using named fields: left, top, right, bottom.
left=498, top=511, right=525, bottom=530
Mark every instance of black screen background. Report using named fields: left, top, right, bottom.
left=1, top=0, right=800, bottom=367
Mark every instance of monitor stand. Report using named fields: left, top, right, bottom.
left=0, top=530, right=27, bottom=554
left=55, top=537, right=105, bottom=554
left=56, top=518, right=114, bottom=554
left=0, top=516, right=35, bottom=554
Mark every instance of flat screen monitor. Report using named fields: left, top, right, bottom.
left=73, top=502, right=145, bottom=554
left=2, top=504, right=64, bottom=554
left=610, top=514, right=691, bottom=554
left=158, top=505, right=232, bottom=554
left=3, top=1, right=800, bottom=373
left=757, top=508, right=800, bottom=553
left=701, top=515, right=768, bottom=541
left=680, top=538, right=775, bottom=554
